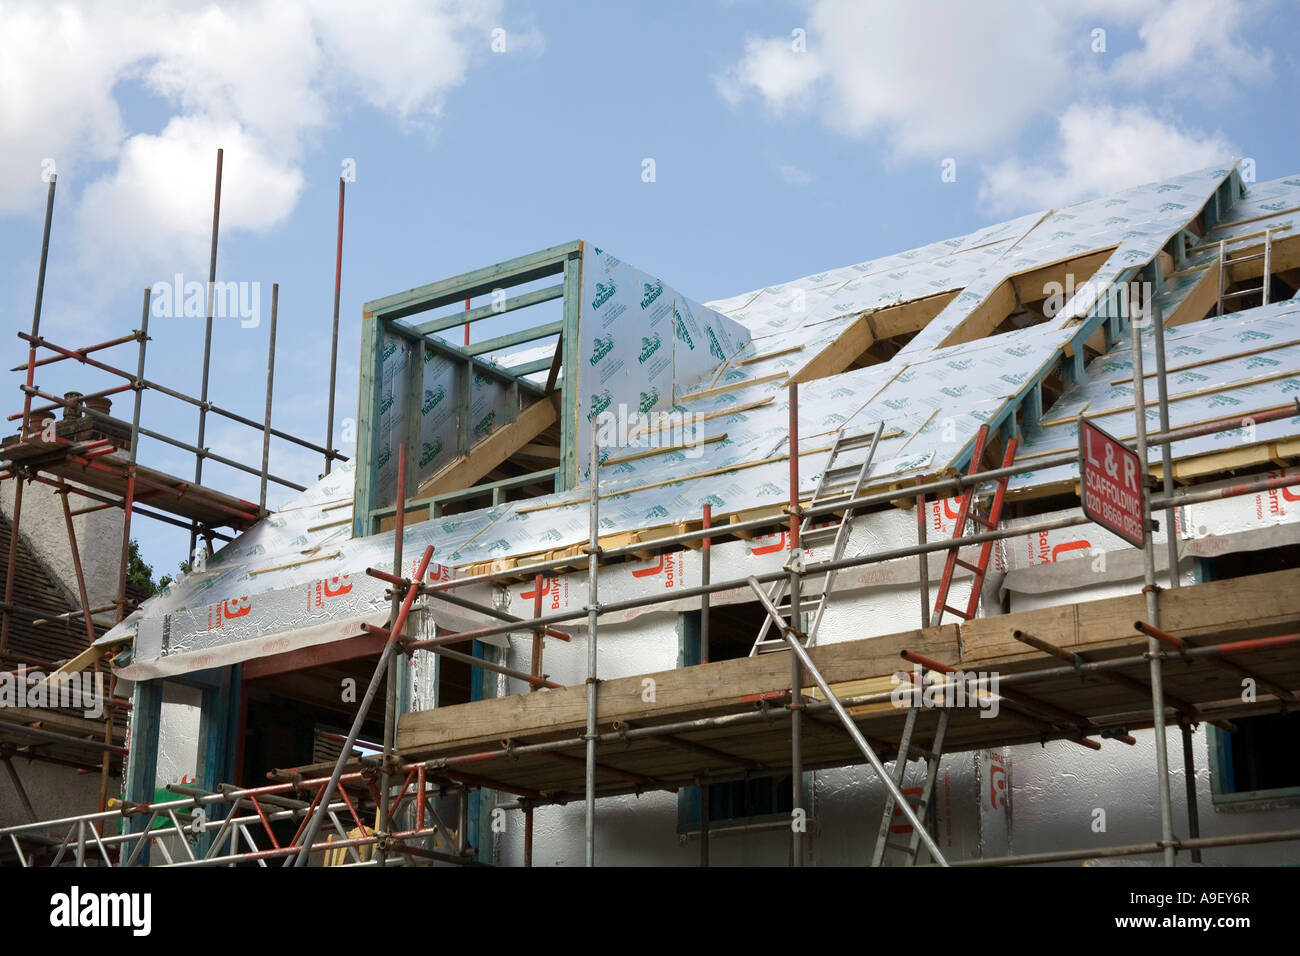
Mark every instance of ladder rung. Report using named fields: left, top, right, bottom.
left=968, top=513, right=996, bottom=529
left=753, top=640, right=789, bottom=653
left=941, top=604, right=972, bottom=619
left=823, top=470, right=861, bottom=486
left=801, top=525, right=838, bottom=544
left=837, top=431, right=880, bottom=450
left=953, top=558, right=981, bottom=573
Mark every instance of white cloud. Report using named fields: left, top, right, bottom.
left=716, top=0, right=1272, bottom=167
left=74, top=117, right=306, bottom=279
left=717, top=0, right=1075, bottom=155
left=0, top=0, right=514, bottom=319
left=716, top=34, right=824, bottom=112
left=980, top=103, right=1236, bottom=212
left=1110, top=0, right=1272, bottom=90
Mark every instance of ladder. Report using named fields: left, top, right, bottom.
left=929, top=424, right=1017, bottom=627
left=749, top=422, right=885, bottom=656
left=1216, top=227, right=1278, bottom=316
left=870, top=690, right=951, bottom=866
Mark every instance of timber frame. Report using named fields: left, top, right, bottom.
left=354, top=241, right=584, bottom=537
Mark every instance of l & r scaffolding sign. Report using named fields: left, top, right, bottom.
left=1079, top=418, right=1146, bottom=548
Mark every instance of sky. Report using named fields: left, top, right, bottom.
left=0, top=0, right=1296, bottom=576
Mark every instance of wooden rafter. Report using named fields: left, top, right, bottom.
left=417, top=397, right=559, bottom=498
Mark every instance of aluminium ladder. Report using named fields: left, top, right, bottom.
left=1216, top=226, right=1279, bottom=316
left=749, top=421, right=885, bottom=656
left=870, top=696, right=951, bottom=867
left=870, top=423, right=1015, bottom=865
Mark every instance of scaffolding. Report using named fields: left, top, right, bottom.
left=5, top=376, right=1297, bottom=864
left=4, top=178, right=1300, bottom=869
left=0, top=158, right=348, bottom=841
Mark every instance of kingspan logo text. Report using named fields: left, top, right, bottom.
left=589, top=337, right=614, bottom=366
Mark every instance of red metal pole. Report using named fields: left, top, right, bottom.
left=0, top=477, right=23, bottom=655
left=9, top=329, right=143, bottom=373
left=1134, top=620, right=1298, bottom=701
left=57, top=479, right=98, bottom=648
left=899, top=650, right=1104, bottom=750
left=1213, top=632, right=1300, bottom=656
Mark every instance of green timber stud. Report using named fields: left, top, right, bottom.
left=414, top=285, right=564, bottom=338
left=1022, top=379, right=1044, bottom=430
left=405, top=336, right=425, bottom=495
left=363, top=240, right=580, bottom=324
left=193, top=665, right=241, bottom=855
left=559, top=242, right=584, bottom=489
left=123, top=678, right=163, bottom=859
left=468, top=640, right=498, bottom=862
left=506, top=356, right=555, bottom=376
left=353, top=311, right=386, bottom=538
left=464, top=318, right=565, bottom=358
left=457, top=355, right=472, bottom=457
left=998, top=411, right=1018, bottom=451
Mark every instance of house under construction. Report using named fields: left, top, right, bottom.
left=3, top=155, right=1300, bottom=866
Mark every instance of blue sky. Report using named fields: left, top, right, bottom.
left=1, top=0, right=1297, bottom=574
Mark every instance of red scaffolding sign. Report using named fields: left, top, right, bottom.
left=1079, top=418, right=1145, bottom=548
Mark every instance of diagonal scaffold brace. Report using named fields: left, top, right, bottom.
left=290, top=542, right=436, bottom=866
left=745, top=575, right=950, bottom=867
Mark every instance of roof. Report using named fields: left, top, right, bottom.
left=0, top=512, right=99, bottom=665
left=105, top=158, right=1300, bottom=678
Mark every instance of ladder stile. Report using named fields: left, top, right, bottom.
left=750, top=422, right=884, bottom=656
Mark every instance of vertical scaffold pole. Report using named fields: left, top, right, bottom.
left=1151, top=293, right=1203, bottom=860
left=700, top=503, right=711, bottom=867
left=916, top=477, right=931, bottom=629
left=2, top=173, right=55, bottom=657
left=1130, top=286, right=1177, bottom=867
left=525, top=572, right=545, bottom=867
left=584, top=418, right=600, bottom=866
left=325, top=177, right=345, bottom=475
left=191, top=148, right=223, bottom=561
left=379, top=443, right=408, bottom=867
left=259, top=284, right=279, bottom=510
left=1150, top=299, right=1180, bottom=590
left=788, top=383, right=804, bottom=867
